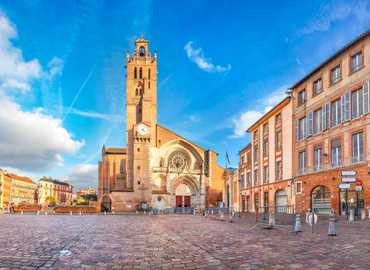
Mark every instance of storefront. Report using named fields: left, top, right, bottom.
left=311, top=185, right=331, bottom=214
left=339, top=180, right=365, bottom=217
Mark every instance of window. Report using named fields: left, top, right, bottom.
left=263, top=138, right=268, bottom=158
left=275, top=128, right=281, bottom=152
left=330, top=99, right=341, bottom=127
left=139, top=46, right=145, bottom=57
left=296, top=182, right=302, bottom=193
left=298, top=151, right=306, bottom=174
left=298, top=89, right=306, bottom=106
left=148, top=68, right=151, bottom=79
left=313, top=78, right=323, bottom=96
left=263, top=192, right=269, bottom=208
left=351, top=51, right=363, bottom=73
left=298, top=117, right=306, bottom=140
left=241, top=156, right=245, bottom=164
left=263, top=165, right=269, bottom=184
left=331, top=139, right=342, bottom=168
left=314, top=145, right=322, bottom=171
left=246, top=172, right=251, bottom=187
left=254, top=169, right=258, bottom=186
left=253, top=144, right=258, bottom=162
left=275, top=113, right=282, bottom=125
left=352, top=132, right=364, bottom=163
left=351, top=88, right=364, bottom=119
left=313, top=109, right=322, bottom=133
left=134, top=67, right=137, bottom=79
left=276, top=160, right=282, bottom=180
left=139, top=67, right=142, bottom=79
left=330, top=65, right=341, bottom=84
left=263, top=123, right=268, bottom=135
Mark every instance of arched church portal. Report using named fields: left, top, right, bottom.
left=175, top=184, right=192, bottom=208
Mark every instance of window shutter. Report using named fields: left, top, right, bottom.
left=307, top=112, right=313, bottom=136
left=304, top=117, right=308, bottom=138
left=322, top=105, right=327, bottom=130
left=323, top=103, right=330, bottom=130
left=341, top=95, right=345, bottom=122
left=359, top=87, right=364, bottom=116
left=344, top=91, right=350, bottom=121
left=295, top=120, right=298, bottom=142
left=363, top=81, right=369, bottom=115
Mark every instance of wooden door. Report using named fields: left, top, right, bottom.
left=176, top=196, right=182, bottom=207
left=184, top=196, right=191, bottom=207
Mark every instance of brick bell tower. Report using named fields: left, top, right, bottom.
left=125, top=38, right=157, bottom=204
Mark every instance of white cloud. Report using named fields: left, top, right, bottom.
left=0, top=12, right=84, bottom=172
left=231, top=86, right=288, bottom=138
left=301, top=0, right=370, bottom=35
left=0, top=96, right=84, bottom=171
left=184, top=41, right=231, bottom=73
left=0, top=12, right=42, bottom=93
left=64, top=164, right=98, bottom=189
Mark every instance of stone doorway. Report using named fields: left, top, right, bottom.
left=175, top=183, right=192, bottom=208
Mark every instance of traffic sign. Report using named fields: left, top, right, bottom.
left=338, top=183, right=351, bottom=189
left=342, top=177, right=356, bottom=183
left=341, top=171, right=356, bottom=176
left=306, top=213, right=318, bottom=225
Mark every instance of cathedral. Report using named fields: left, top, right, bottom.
left=98, top=38, right=227, bottom=212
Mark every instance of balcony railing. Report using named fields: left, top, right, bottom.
left=297, top=157, right=366, bottom=175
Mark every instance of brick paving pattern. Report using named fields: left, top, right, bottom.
left=0, top=214, right=370, bottom=269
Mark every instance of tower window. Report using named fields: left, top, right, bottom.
left=148, top=68, right=151, bottom=79
left=134, top=67, right=137, bottom=79
left=148, top=81, right=150, bottom=89
left=139, top=68, right=142, bottom=79
left=135, top=89, right=138, bottom=96
left=139, top=46, right=145, bottom=57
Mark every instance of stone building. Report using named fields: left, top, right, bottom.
left=98, top=38, right=225, bottom=212
left=291, top=30, right=370, bottom=216
left=38, top=177, right=73, bottom=205
left=240, top=97, right=294, bottom=213
left=0, top=170, right=37, bottom=209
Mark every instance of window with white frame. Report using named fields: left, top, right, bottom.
left=298, top=117, right=306, bottom=140
left=331, top=139, right=342, bottom=168
left=263, top=165, right=269, bottom=183
left=313, top=109, right=322, bottom=134
left=351, top=88, right=364, bottom=119
left=351, top=51, right=363, bottom=73
left=314, top=145, right=322, bottom=171
left=352, top=132, right=364, bottom=163
left=313, top=78, right=323, bottom=96
left=330, top=65, right=341, bottom=84
left=275, top=128, right=282, bottom=152
left=298, top=150, right=306, bottom=174
left=330, top=99, right=341, bottom=127
left=254, top=169, right=258, bottom=186
left=276, top=160, right=282, bottom=180
left=296, top=182, right=302, bottom=194
left=298, top=89, right=306, bottom=106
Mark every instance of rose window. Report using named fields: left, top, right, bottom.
left=168, top=151, right=188, bottom=171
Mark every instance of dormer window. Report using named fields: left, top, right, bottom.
left=139, top=46, right=145, bottom=57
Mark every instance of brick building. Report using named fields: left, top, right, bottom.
left=291, top=30, right=370, bottom=216
left=238, top=29, right=370, bottom=216
left=38, top=177, right=73, bottom=206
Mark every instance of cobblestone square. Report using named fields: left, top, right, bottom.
left=1, top=214, right=370, bottom=269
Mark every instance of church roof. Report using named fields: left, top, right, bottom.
left=104, top=147, right=128, bottom=155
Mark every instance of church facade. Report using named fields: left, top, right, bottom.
left=98, top=38, right=226, bottom=212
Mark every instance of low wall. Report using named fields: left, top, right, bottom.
left=54, top=206, right=97, bottom=214
left=14, top=204, right=41, bottom=213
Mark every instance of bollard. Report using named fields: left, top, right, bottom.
left=229, top=210, right=233, bottom=223
left=21, top=210, right=24, bottom=215
left=70, top=211, right=72, bottom=216
left=268, top=212, right=275, bottom=227
left=294, top=214, right=302, bottom=233
left=361, top=209, right=366, bottom=220
left=193, top=209, right=196, bottom=216
left=204, top=210, right=208, bottom=217
left=37, top=211, right=40, bottom=215
left=368, top=208, right=370, bottom=219
left=219, top=211, right=225, bottom=221
left=45, top=212, right=48, bottom=216
left=328, top=210, right=336, bottom=236
left=79, top=211, right=82, bottom=216
left=104, top=211, right=107, bottom=216
left=211, top=209, right=214, bottom=215
left=349, top=209, right=355, bottom=223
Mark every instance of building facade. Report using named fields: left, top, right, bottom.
left=38, top=178, right=73, bottom=205
left=240, top=97, right=294, bottom=213
left=98, top=38, right=226, bottom=212
left=0, top=170, right=11, bottom=210
left=291, top=30, right=370, bottom=216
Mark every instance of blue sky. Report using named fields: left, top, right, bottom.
left=0, top=0, right=369, bottom=190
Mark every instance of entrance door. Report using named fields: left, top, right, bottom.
left=176, top=196, right=182, bottom=207
left=311, top=185, right=331, bottom=214
left=340, top=186, right=365, bottom=217
left=184, top=196, right=191, bottom=207
left=275, top=189, right=288, bottom=213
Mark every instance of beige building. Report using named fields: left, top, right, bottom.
left=240, top=97, right=294, bottom=212
left=0, top=170, right=37, bottom=208
left=98, top=38, right=226, bottom=212
left=38, top=177, right=73, bottom=205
